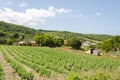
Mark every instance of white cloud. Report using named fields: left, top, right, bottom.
left=56, top=8, right=71, bottom=14
left=19, top=1, right=28, bottom=7
left=0, top=6, right=71, bottom=28
left=96, top=12, right=101, bottom=16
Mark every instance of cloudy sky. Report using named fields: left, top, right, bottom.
left=0, top=0, right=120, bottom=35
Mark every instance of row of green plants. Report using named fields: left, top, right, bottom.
left=0, top=47, right=34, bottom=80
left=0, top=63, right=3, bottom=80
left=4, top=46, right=120, bottom=79
left=4, top=46, right=52, bottom=77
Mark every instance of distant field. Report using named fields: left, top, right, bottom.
left=0, top=45, right=120, bottom=80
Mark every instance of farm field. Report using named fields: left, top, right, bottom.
left=0, top=45, right=120, bottom=80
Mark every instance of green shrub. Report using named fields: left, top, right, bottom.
left=0, top=64, right=3, bottom=80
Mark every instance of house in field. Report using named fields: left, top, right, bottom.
left=29, top=41, right=37, bottom=46
left=17, top=40, right=36, bottom=46
left=83, top=41, right=91, bottom=47
left=18, top=41, right=26, bottom=46
left=93, top=50, right=101, bottom=56
left=86, top=48, right=101, bottom=56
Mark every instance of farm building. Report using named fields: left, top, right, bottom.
left=17, top=40, right=36, bottom=46
left=83, top=41, right=91, bottom=47
left=86, top=48, right=101, bottom=56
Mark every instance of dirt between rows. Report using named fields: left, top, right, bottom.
left=0, top=52, right=20, bottom=80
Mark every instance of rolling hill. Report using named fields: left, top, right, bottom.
left=0, top=21, right=113, bottom=44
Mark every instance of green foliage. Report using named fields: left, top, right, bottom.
left=100, top=39, right=113, bottom=52
left=84, top=34, right=112, bottom=41
left=34, top=34, right=44, bottom=46
left=54, top=38, right=64, bottom=47
left=100, top=36, right=120, bottom=52
left=0, top=31, right=6, bottom=37
left=0, top=64, right=3, bottom=80
left=65, top=73, right=80, bottom=80
left=34, top=34, right=54, bottom=47
left=45, top=31, right=112, bottom=42
left=0, top=21, right=113, bottom=46
left=6, top=39, right=13, bottom=45
left=0, top=21, right=36, bottom=43
left=0, top=38, right=6, bottom=44
left=12, top=33, right=19, bottom=39
left=34, top=33, right=64, bottom=47
left=70, top=38, right=82, bottom=50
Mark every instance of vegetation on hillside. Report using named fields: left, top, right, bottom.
left=0, top=21, right=113, bottom=45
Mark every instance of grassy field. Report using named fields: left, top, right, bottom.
left=0, top=45, right=120, bottom=80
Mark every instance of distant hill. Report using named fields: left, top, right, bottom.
left=43, top=31, right=113, bottom=42
left=0, top=21, right=113, bottom=44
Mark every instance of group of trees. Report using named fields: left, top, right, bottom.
left=34, top=33, right=82, bottom=49
left=99, top=36, right=120, bottom=52
left=34, top=33, right=64, bottom=47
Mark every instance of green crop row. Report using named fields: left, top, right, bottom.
left=0, top=47, right=34, bottom=80
left=3, top=46, right=52, bottom=77
left=0, top=63, right=3, bottom=80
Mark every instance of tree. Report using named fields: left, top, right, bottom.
left=0, top=38, right=6, bottom=44
left=34, top=34, right=55, bottom=47
left=42, top=35, right=55, bottom=47
left=100, top=36, right=120, bottom=52
left=70, top=38, right=82, bottom=50
left=12, top=33, right=19, bottom=39
left=54, top=38, right=64, bottom=47
left=34, top=33, right=45, bottom=46
left=34, top=34, right=65, bottom=47
left=6, top=39, right=13, bottom=45
left=100, top=39, right=113, bottom=52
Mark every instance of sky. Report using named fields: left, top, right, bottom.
left=0, top=0, right=120, bottom=35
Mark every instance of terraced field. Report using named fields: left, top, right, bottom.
left=0, top=45, right=120, bottom=80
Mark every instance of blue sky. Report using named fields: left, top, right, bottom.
left=0, top=0, right=120, bottom=35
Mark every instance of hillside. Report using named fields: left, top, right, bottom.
left=0, top=21, right=113, bottom=44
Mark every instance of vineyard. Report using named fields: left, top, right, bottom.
left=0, top=45, right=120, bottom=80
